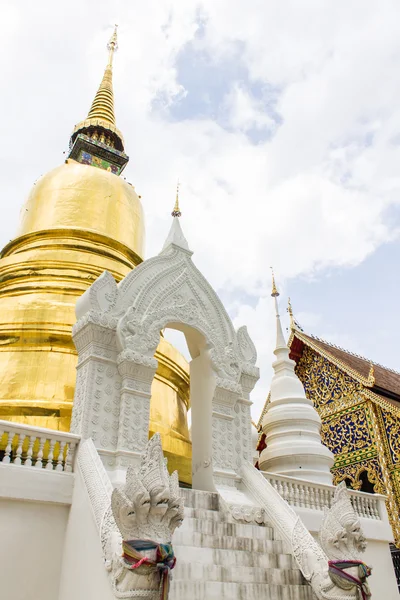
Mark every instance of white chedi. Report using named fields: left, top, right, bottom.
left=259, top=278, right=334, bottom=484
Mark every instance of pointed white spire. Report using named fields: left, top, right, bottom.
left=161, top=183, right=191, bottom=254
left=259, top=275, right=334, bottom=485
left=271, top=268, right=287, bottom=351
left=162, top=217, right=190, bottom=252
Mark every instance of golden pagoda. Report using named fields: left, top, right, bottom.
left=0, top=27, right=192, bottom=483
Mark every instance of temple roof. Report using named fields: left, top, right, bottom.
left=257, top=323, right=400, bottom=431
left=289, top=327, right=400, bottom=402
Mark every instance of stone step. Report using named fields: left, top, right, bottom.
left=184, top=506, right=233, bottom=521
left=180, top=516, right=274, bottom=539
left=173, top=529, right=278, bottom=552
left=173, top=561, right=305, bottom=585
left=169, top=580, right=313, bottom=600
left=180, top=488, right=220, bottom=511
left=174, top=544, right=296, bottom=570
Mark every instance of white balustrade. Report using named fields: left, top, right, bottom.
left=263, top=471, right=383, bottom=521
left=0, top=420, right=80, bottom=472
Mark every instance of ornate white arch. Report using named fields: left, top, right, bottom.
left=72, top=219, right=259, bottom=490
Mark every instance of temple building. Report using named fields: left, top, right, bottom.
left=0, top=27, right=192, bottom=484
left=257, top=304, right=400, bottom=548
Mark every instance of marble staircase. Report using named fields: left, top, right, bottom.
left=170, top=488, right=313, bottom=600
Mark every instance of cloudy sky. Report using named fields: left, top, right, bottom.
left=1, top=0, right=400, bottom=419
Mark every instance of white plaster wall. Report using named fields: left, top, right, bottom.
left=58, top=466, right=114, bottom=600
left=363, top=540, right=399, bottom=599
left=0, top=498, right=69, bottom=600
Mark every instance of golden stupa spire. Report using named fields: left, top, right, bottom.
left=69, top=24, right=127, bottom=167
left=87, top=25, right=118, bottom=126
left=171, top=180, right=182, bottom=217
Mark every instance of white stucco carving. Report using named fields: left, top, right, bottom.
left=102, top=434, right=184, bottom=599
left=71, top=217, right=259, bottom=488
left=241, top=461, right=372, bottom=600
left=77, top=435, right=183, bottom=600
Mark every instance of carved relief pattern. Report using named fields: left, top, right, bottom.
left=378, top=407, right=400, bottom=466
left=332, top=457, right=385, bottom=494
left=296, top=347, right=364, bottom=416
left=212, top=413, right=234, bottom=471
left=367, top=402, right=400, bottom=546
left=231, top=400, right=253, bottom=469
left=321, top=407, right=372, bottom=455
left=70, top=362, right=89, bottom=434
left=89, top=363, right=121, bottom=451
left=118, top=389, right=151, bottom=453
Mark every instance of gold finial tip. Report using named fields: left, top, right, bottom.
left=171, top=180, right=181, bottom=217
left=367, top=363, right=375, bottom=387
left=107, top=24, right=118, bottom=52
left=287, top=297, right=293, bottom=317
left=270, top=267, right=279, bottom=297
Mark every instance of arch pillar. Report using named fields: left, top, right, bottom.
left=211, top=381, right=242, bottom=488
left=116, top=349, right=158, bottom=460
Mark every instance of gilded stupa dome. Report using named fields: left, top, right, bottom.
left=16, top=159, right=145, bottom=260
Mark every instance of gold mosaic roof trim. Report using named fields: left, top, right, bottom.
left=292, top=328, right=378, bottom=389
left=291, top=321, right=400, bottom=378
left=291, top=325, right=400, bottom=416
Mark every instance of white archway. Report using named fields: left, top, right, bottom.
left=71, top=217, right=259, bottom=490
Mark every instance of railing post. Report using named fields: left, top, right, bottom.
left=65, top=442, right=76, bottom=473
left=45, top=439, right=56, bottom=470
left=14, top=433, right=25, bottom=465
left=25, top=435, right=36, bottom=467
left=34, top=437, right=46, bottom=468
left=56, top=441, right=67, bottom=472
left=2, top=432, right=13, bottom=464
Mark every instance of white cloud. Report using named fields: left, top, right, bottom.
left=223, top=83, right=276, bottom=133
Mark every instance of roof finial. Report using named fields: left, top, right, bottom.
left=287, top=297, right=294, bottom=326
left=271, top=267, right=279, bottom=298
left=367, top=363, right=375, bottom=387
left=171, top=180, right=182, bottom=217
left=107, top=24, right=118, bottom=66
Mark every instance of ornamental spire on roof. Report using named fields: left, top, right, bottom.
left=287, top=297, right=294, bottom=326
left=162, top=183, right=190, bottom=253
left=171, top=180, right=182, bottom=217
left=270, top=268, right=286, bottom=351
left=68, top=25, right=129, bottom=174
left=367, top=363, right=376, bottom=387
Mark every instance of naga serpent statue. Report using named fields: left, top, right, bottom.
left=101, top=434, right=184, bottom=599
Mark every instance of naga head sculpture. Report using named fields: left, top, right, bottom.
left=139, top=433, right=171, bottom=521
left=320, top=482, right=367, bottom=561
left=111, top=433, right=184, bottom=544
left=111, top=468, right=151, bottom=540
